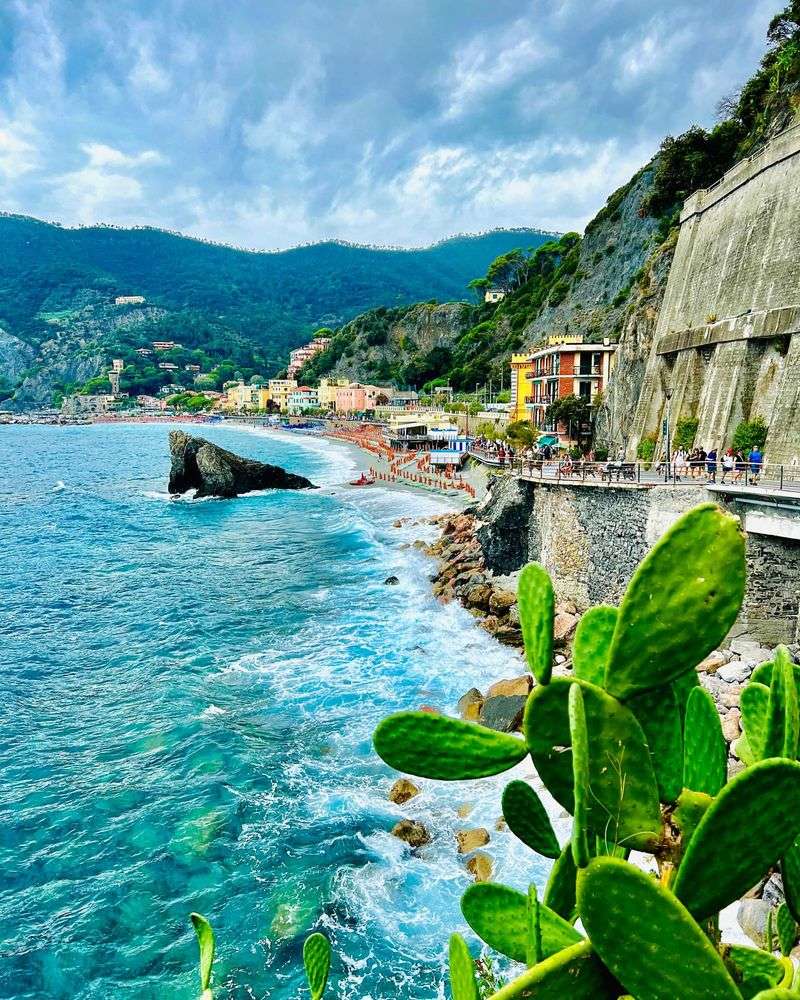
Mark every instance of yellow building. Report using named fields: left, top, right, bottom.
left=267, top=379, right=297, bottom=412
left=509, top=354, right=534, bottom=423
left=317, top=377, right=349, bottom=410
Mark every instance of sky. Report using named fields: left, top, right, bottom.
left=0, top=0, right=778, bottom=250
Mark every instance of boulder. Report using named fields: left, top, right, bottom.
left=697, top=650, right=729, bottom=674
left=494, top=817, right=508, bottom=832
left=507, top=604, right=521, bottom=627
left=464, top=583, right=493, bottom=611
left=388, top=778, right=420, bottom=805
left=457, top=688, right=484, bottom=721
left=456, top=827, right=490, bottom=853
left=457, top=803, right=474, bottom=818
left=721, top=707, right=741, bottom=743
left=553, top=612, right=579, bottom=645
left=391, top=819, right=431, bottom=848
left=737, top=898, right=773, bottom=948
left=419, top=705, right=440, bottom=714
left=486, top=675, right=533, bottom=699
left=466, top=852, right=494, bottom=882
left=168, top=430, right=315, bottom=498
left=489, top=588, right=517, bottom=614
left=494, top=626, right=524, bottom=647
left=479, top=695, right=527, bottom=733
left=384, top=575, right=400, bottom=586
left=762, top=872, right=785, bottom=907
left=718, top=661, right=752, bottom=684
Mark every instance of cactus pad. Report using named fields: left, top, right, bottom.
left=777, top=902, right=797, bottom=957
left=628, top=686, right=683, bottom=803
left=543, top=844, right=577, bottom=921
left=741, top=683, right=770, bottom=761
left=747, top=991, right=800, bottom=999
left=577, top=856, right=741, bottom=1000
left=572, top=605, right=617, bottom=686
left=518, top=562, right=555, bottom=684
left=303, top=932, right=331, bottom=1000
left=683, top=686, right=727, bottom=796
left=501, top=780, right=560, bottom=859
left=781, top=836, right=800, bottom=924
left=727, top=944, right=783, bottom=987
left=569, top=683, right=591, bottom=868
left=448, top=934, right=479, bottom=1000
left=190, top=913, right=215, bottom=998
left=373, top=711, right=527, bottom=779
left=460, top=882, right=581, bottom=963
left=526, top=885, right=543, bottom=967
left=483, top=941, right=618, bottom=1000
left=604, top=503, right=745, bottom=700
left=674, top=758, right=800, bottom=921
left=524, top=678, right=661, bottom=851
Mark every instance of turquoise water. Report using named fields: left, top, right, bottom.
left=0, top=423, right=544, bottom=999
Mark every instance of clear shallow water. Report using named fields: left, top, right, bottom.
left=0, top=423, right=548, bottom=999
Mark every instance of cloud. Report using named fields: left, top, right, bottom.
left=0, top=0, right=777, bottom=247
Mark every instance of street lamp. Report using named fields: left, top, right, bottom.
left=665, top=386, right=674, bottom=480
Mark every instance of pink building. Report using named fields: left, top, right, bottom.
left=334, top=383, right=385, bottom=413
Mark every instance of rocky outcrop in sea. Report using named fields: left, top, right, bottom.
left=168, top=430, right=316, bottom=497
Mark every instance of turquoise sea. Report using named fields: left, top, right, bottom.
left=0, top=423, right=546, bottom=1000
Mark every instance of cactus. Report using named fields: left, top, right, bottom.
left=460, top=883, right=581, bottom=964
left=777, top=902, right=797, bottom=958
left=628, top=686, right=683, bottom=803
left=572, top=605, right=617, bottom=685
left=604, top=503, right=745, bottom=700
left=568, top=683, right=591, bottom=868
left=578, top=857, right=742, bottom=1000
left=303, top=932, right=331, bottom=1000
left=682, top=686, right=727, bottom=796
left=373, top=710, right=527, bottom=779
left=782, top=836, right=800, bottom=924
left=517, top=562, right=555, bottom=684
left=501, top=780, right=560, bottom=859
left=542, top=844, right=577, bottom=921
left=727, top=943, right=784, bottom=988
left=449, top=934, right=480, bottom=1000
left=674, top=758, right=800, bottom=920
left=525, top=885, right=543, bottom=967
left=190, top=913, right=215, bottom=1000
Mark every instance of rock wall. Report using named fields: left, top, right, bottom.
left=475, top=478, right=800, bottom=644
left=627, top=123, right=800, bottom=464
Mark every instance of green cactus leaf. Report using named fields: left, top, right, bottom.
left=572, top=605, right=617, bottom=686
left=518, top=563, right=555, bottom=685
left=501, top=780, right=560, bottom=859
left=752, top=660, right=777, bottom=685
left=577, top=856, right=741, bottom=1000
left=778, top=902, right=797, bottom=957
left=526, top=885, right=543, bottom=967
left=303, top=932, right=331, bottom=1000
left=524, top=678, right=662, bottom=851
left=543, top=843, right=577, bottom=921
left=734, top=731, right=756, bottom=767
left=628, top=686, right=683, bottom=803
left=771, top=649, right=800, bottom=760
left=373, top=711, right=527, bottom=780
left=674, top=758, right=800, bottom=921
left=569, top=683, right=591, bottom=868
left=485, top=941, right=618, bottom=999
left=748, top=991, right=800, bottom=999
left=604, top=503, right=745, bottom=700
left=672, top=788, right=712, bottom=845
left=683, top=686, right=727, bottom=796
left=448, top=934, right=479, bottom=1000
left=781, top=836, right=800, bottom=924
left=741, top=683, right=771, bottom=761
left=672, top=669, right=701, bottom=726
left=728, top=944, right=783, bottom=986
left=460, top=882, right=581, bottom=964
left=190, top=913, right=215, bottom=996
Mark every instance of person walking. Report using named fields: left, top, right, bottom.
left=674, top=448, right=688, bottom=481
left=748, top=444, right=763, bottom=484
left=706, top=446, right=718, bottom=483
left=721, top=448, right=735, bottom=483
left=733, top=449, right=746, bottom=483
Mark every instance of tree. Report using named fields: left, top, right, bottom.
left=673, top=416, right=699, bottom=451
left=505, top=420, right=537, bottom=448
left=547, top=394, right=590, bottom=431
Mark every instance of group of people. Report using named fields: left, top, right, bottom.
left=668, top=445, right=764, bottom=483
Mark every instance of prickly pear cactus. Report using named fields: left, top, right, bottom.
left=190, top=913, right=215, bottom=1000
left=303, top=932, right=331, bottom=1000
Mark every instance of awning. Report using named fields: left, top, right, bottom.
left=538, top=435, right=559, bottom=446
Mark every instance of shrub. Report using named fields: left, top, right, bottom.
left=733, top=416, right=768, bottom=454
left=674, top=415, right=699, bottom=451
left=637, top=433, right=657, bottom=465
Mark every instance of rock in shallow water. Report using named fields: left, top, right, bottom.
left=391, top=819, right=431, bottom=848
left=168, top=430, right=315, bottom=498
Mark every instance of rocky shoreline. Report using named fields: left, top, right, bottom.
left=387, top=505, right=800, bottom=947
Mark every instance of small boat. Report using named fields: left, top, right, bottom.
left=349, top=473, right=375, bottom=486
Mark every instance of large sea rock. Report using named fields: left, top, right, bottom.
left=168, top=430, right=316, bottom=498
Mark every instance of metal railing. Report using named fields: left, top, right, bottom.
left=468, top=451, right=800, bottom=493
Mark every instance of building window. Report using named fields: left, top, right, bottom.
left=578, top=380, right=591, bottom=400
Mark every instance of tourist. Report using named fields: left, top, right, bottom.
left=674, top=448, right=688, bottom=481
left=706, top=447, right=718, bottom=482
left=721, top=448, right=735, bottom=483
left=733, top=449, right=746, bottom=483
left=749, top=444, right=763, bottom=483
